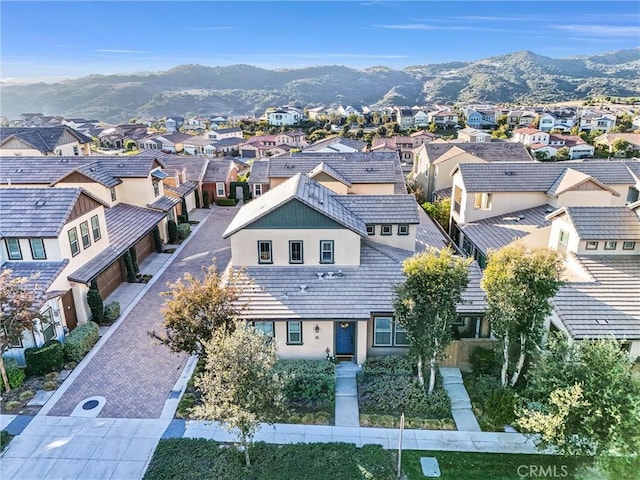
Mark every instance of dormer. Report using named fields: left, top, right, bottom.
left=546, top=168, right=620, bottom=208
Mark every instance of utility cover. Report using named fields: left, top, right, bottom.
left=420, top=457, right=441, bottom=478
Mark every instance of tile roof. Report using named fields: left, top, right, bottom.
left=223, top=174, right=368, bottom=238
left=0, top=126, right=91, bottom=153
left=553, top=255, right=640, bottom=340
left=546, top=168, right=617, bottom=197
left=203, top=159, right=234, bottom=183
left=455, top=161, right=636, bottom=193
left=308, top=162, right=352, bottom=187
left=148, top=195, right=181, bottom=212
left=334, top=195, right=420, bottom=224
left=153, top=155, right=208, bottom=183
left=548, top=206, right=640, bottom=240
left=1, top=260, right=69, bottom=301
left=425, top=142, right=534, bottom=164
left=165, top=182, right=197, bottom=197
left=0, top=187, right=105, bottom=237
left=415, top=208, right=450, bottom=252
left=248, top=160, right=269, bottom=184
left=304, top=137, right=367, bottom=152
left=68, top=203, right=166, bottom=283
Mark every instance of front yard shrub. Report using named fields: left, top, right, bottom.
left=469, top=347, right=499, bottom=375
left=25, top=340, right=64, bottom=375
left=176, top=223, right=191, bottom=241
left=123, top=250, right=136, bottom=282
left=19, top=390, right=35, bottom=401
left=361, top=355, right=413, bottom=376
left=215, top=198, right=237, bottom=206
left=4, top=401, right=21, bottom=411
left=43, top=380, right=58, bottom=391
left=274, top=360, right=335, bottom=411
left=129, top=246, right=139, bottom=274
left=202, top=190, right=210, bottom=208
left=0, top=358, right=26, bottom=392
left=152, top=226, right=163, bottom=253
left=465, top=373, right=519, bottom=431
left=63, top=321, right=99, bottom=363
left=176, top=392, right=196, bottom=419
left=87, top=287, right=104, bottom=323
left=168, top=220, right=178, bottom=243
left=177, top=214, right=187, bottom=224
left=103, top=301, right=121, bottom=323
left=0, top=430, right=12, bottom=451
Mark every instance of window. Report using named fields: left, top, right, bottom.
left=68, top=228, right=79, bottom=256
left=110, top=187, right=117, bottom=202
left=366, top=225, right=375, bottom=236
left=258, top=241, right=272, bottom=264
left=557, top=230, right=569, bottom=254
left=29, top=239, right=46, bottom=260
left=73, top=145, right=79, bottom=156
left=398, top=225, right=409, bottom=236
left=153, top=181, right=160, bottom=197
left=622, top=241, right=636, bottom=250
left=287, top=321, right=302, bottom=344
left=216, top=182, right=226, bottom=197
left=585, top=241, right=598, bottom=250
left=6, top=238, right=22, bottom=260
left=604, top=241, right=617, bottom=250
left=289, top=240, right=303, bottom=264
left=434, top=166, right=439, bottom=178
left=320, top=240, right=334, bottom=264
left=373, top=317, right=392, bottom=346
left=381, top=225, right=392, bottom=236
left=394, top=323, right=409, bottom=346
left=80, top=221, right=91, bottom=249
left=91, top=215, right=101, bottom=241
left=254, top=184, right=262, bottom=196
left=41, top=308, right=56, bottom=343
left=254, top=321, right=274, bottom=338
left=473, top=193, right=492, bottom=210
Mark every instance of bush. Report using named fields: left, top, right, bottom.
left=19, top=390, right=35, bottom=401
left=153, top=226, right=163, bottom=253
left=1, top=430, right=12, bottom=451
left=4, top=401, right=21, bottom=411
left=0, top=357, right=26, bottom=391
left=168, top=220, right=178, bottom=243
left=275, top=360, right=335, bottom=410
left=177, top=215, right=187, bottom=224
left=362, top=355, right=413, bottom=376
left=103, top=302, right=121, bottom=323
left=176, top=223, right=191, bottom=241
left=87, top=287, right=104, bottom=323
left=176, top=392, right=196, bottom=419
left=470, top=347, right=499, bottom=375
left=215, top=198, right=237, bottom=206
left=63, top=322, right=99, bottom=363
left=466, top=374, right=518, bottom=430
left=42, top=380, right=57, bottom=391
left=25, top=340, right=64, bottom=375
left=129, top=247, right=139, bottom=274
left=203, top=190, right=210, bottom=208
left=123, top=250, right=136, bottom=282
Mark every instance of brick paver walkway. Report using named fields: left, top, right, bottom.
left=46, top=207, right=239, bottom=418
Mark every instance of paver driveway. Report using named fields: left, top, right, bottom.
left=46, top=207, right=238, bottom=418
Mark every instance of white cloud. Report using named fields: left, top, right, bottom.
left=95, top=49, right=147, bottom=54
left=551, top=25, right=640, bottom=37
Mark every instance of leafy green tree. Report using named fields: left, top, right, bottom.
left=87, top=285, right=104, bottom=322
left=394, top=248, right=471, bottom=393
left=428, top=122, right=438, bottom=133
left=491, top=125, right=509, bottom=139
left=496, top=114, right=508, bottom=127
left=611, top=138, right=630, bottom=155
left=150, top=263, right=243, bottom=356
left=194, top=321, right=285, bottom=467
left=376, top=125, right=387, bottom=137
left=481, top=244, right=564, bottom=387
left=421, top=199, right=451, bottom=231
left=0, top=270, right=40, bottom=391
left=124, top=139, right=137, bottom=151
left=534, top=151, right=549, bottom=161
left=555, top=147, right=570, bottom=161
left=519, top=336, right=640, bottom=465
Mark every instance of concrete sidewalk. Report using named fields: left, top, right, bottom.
left=334, top=363, right=360, bottom=427
left=440, top=367, right=482, bottom=432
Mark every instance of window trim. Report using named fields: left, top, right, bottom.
left=473, top=192, right=493, bottom=210
left=622, top=241, right=636, bottom=250
left=153, top=180, right=160, bottom=197
left=585, top=241, right=598, bottom=250
left=80, top=221, right=91, bottom=249
left=254, top=321, right=274, bottom=338
left=288, top=240, right=304, bottom=264
left=6, top=238, right=23, bottom=260
left=366, top=224, right=375, bottom=236
left=287, top=321, right=303, bottom=345
left=110, top=187, right=117, bottom=202
left=394, top=322, right=409, bottom=346
left=254, top=184, right=262, bottom=196
left=373, top=316, right=393, bottom=347
left=216, top=182, right=226, bottom=197
left=29, top=238, right=47, bottom=260
left=381, top=225, right=392, bottom=236
left=319, top=240, right=334, bottom=264
left=604, top=241, right=617, bottom=251
left=40, top=308, right=56, bottom=343
left=397, top=224, right=409, bottom=236
left=68, top=227, right=80, bottom=256
left=91, top=215, right=101, bottom=241
left=257, top=240, right=273, bottom=264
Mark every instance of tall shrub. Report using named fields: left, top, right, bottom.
left=152, top=226, right=163, bottom=253
left=181, top=199, right=189, bottom=222
left=129, top=246, right=139, bottom=274
left=202, top=191, right=210, bottom=209
left=87, top=287, right=104, bottom=323
left=168, top=220, right=178, bottom=243
left=123, top=250, right=136, bottom=283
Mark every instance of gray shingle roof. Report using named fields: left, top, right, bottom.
left=148, top=195, right=181, bottom=212
left=0, top=187, right=105, bottom=237
left=248, top=160, right=269, bottom=184
left=309, top=162, right=352, bottom=187
left=203, top=159, right=234, bottom=183
left=426, top=142, right=533, bottom=164
left=415, top=208, right=450, bottom=252
left=455, top=160, right=637, bottom=193
left=334, top=195, right=420, bottom=224
left=1, top=260, right=69, bottom=301
left=304, top=137, right=367, bottom=152
left=548, top=206, right=640, bottom=240
left=553, top=255, right=640, bottom=340
left=157, top=155, right=208, bottom=183
left=0, top=126, right=91, bottom=153
left=165, top=182, right=197, bottom=197
left=460, top=204, right=553, bottom=255
left=68, top=203, right=166, bottom=283
left=223, top=173, right=367, bottom=238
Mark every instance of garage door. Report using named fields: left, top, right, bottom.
left=135, top=233, right=154, bottom=263
left=96, top=258, right=126, bottom=298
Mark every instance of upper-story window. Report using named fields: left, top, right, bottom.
left=366, top=225, right=375, bottom=236
left=398, top=225, right=409, bottom=236
left=473, top=193, right=492, bottom=210
left=381, top=225, right=392, bottom=236
left=91, top=215, right=101, bottom=241
left=73, top=145, right=79, bottom=156
left=153, top=181, right=160, bottom=197
left=623, top=241, right=636, bottom=250
left=254, top=184, right=262, bottom=197
left=289, top=240, right=303, bottom=264
left=557, top=230, right=569, bottom=254
left=68, top=227, right=80, bottom=256
left=585, top=241, right=598, bottom=250
left=110, top=187, right=117, bottom=202
left=320, top=240, right=334, bottom=264
left=29, top=239, right=46, bottom=260
left=6, top=238, right=22, bottom=260
left=80, top=221, right=91, bottom=249
left=258, top=241, right=272, bottom=264
left=604, top=241, right=618, bottom=250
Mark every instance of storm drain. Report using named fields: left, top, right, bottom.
left=71, top=396, right=106, bottom=417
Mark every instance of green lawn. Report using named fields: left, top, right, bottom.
left=401, top=450, right=594, bottom=480
left=143, top=439, right=396, bottom=480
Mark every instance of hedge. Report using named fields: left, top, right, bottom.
left=0, top=357, right=26, bottom=392
left=215, top=198, right=237, bottom=206
left=177, top=223, right=191, bottom=241
left=25, top=340, right=64, bottom=375
left=168, top=220, right=178, bottom=243
left=103, top=302, right=121, bottom=323
left=63, top=322, right=100, bottom=363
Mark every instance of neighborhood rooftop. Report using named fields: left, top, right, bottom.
left=547, top=206, right=640, bottom=240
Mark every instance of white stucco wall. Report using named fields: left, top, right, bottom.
left=366, top=224, right=416, bottom=251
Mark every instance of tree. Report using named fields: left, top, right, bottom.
left=421, top=198, right=451, bottom=231
left=428, top=122, right=438, bottom=133
left=555, top=147, right=570, bottom=161
left=0, top=270, right=40, bottom=391
left=481, top=243, right=564, bottom=387
left=87, top=285, right=104, bottom=322
left=194, top=321, right=285, bottom=467
left=518, top=335, right=640, bottom=463
left=150, top=263, right=243, bottom=356
left=124, top=139, right=137, bottom=151
left=376, top=125, right=387, bottom=137
left=611, top=138, right=630, bottom=155
left=394, top=248, right=471, bottom=393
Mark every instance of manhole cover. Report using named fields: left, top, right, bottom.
left=82, top=400, right=100, bottom=410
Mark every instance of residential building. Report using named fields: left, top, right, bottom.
left=266, top=108, right=303, bottom=126
left=507, top=110, right=538, bottom=129
left=202, top=157, right=244, bottom=202
left=206, top=127, right=244, bottom=141
left=303, top=137, right=366, bottom=153
left=0, top=126, right=92, bottom=156
left=594, top=133, right=640, bottom=156
left=394, top=107, right=416, bottom=130
left=456, top=128, right=492, bottom=143
left=512, top=127, right=550, bottom=146
left=578, top=109, right=617, bottom=133
left=465, top=110, right=496, bottom=130
left=427, top=110, right=459, bottom=128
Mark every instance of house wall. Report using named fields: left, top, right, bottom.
left=273, top=320, right=334, bottom=361
left=431, top=155, right=484, bottom=197
left=230, top=228, right=361, bottom=266
left=459, top=189, right=548, bottom=224
left=53, top=181, right=115, bottom=206
left=552, top=188, right=622, bottom=208
left=117, top=177, right=161, bottom=207
left=311, top=175, right=349, bottom=194
left=575, top=238, right=640, bottom=255
left=366, top=225, right=416, bottom=251
left=56, top=207, right=110, bottom=272
left=548, top=217, right=580, bottom=253
left=349, top=183, right=395, bottom=195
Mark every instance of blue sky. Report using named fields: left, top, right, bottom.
left=1, top=1, right=639, bottom=82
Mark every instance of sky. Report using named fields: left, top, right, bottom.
left=1, top=1, right=639, bottom=82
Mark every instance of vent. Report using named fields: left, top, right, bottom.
left=118, top=163, right=125, bottom=167
left=34, top=200, right=46, bottom=207
left=299, top=285, right=307, bottom=292
left=504, top=171, right=515, bottom=176
left=15, top=168, right=23, bottom=173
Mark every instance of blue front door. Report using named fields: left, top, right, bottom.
left=336, top=322, right=355, bottom=355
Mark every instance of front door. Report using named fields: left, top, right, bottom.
left=62, top=290, right=78, bottom=331
left=335, top=322, right=355, bottom=356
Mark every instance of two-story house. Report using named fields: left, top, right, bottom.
left=206, top=127, right=244, bottom=141
left=456, top=128, right=492, bottom=143
left=267, top=109, right=302, bottom=126
left=428, top=110, right=458, bottom=128
left=303, top=137, right=367, bottom=154
left=465, top=110, right=496, bottom=130
left=0, top=126, right=92, bottom=156
left=578, top=109, right=617, bottom=132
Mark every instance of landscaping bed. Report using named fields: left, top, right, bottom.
left=357, top=356, right=454, bottom=429
left=463, top=372, right=519, bottom=432
left=143, top=438, right=396, bottom=480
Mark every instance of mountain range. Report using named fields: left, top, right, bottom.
left=1, top=49, right=638, bottom=123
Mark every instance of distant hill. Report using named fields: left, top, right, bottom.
left=1, top=49, right=638, bottom=123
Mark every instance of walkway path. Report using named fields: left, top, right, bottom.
left=334, top=363, right=361, bottom=427
left=440, top=367, right=482, bottom=432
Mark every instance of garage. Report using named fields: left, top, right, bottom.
left=134, top=233, right=154, bottom=263
left=95, top=258, right=126, bottom=299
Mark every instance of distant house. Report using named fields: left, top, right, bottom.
left=266, top=109, right=303, bottom=126
left=507, top=110, right=538, bottom=129
left=206, top=127, right=244, bottom=141
left=579, top=109, right=617, bottom=133
left=465, top=110, right=496, bottom=130
left=456, top=128, right=492, bottom=143
left=512, top=127, right=550, bottom=146
left=413, top=110, right=429, bottom=127
left=394, top=107, right=416, bottom=130
left=165, top=117, right=184, bottom=133
left=594, top=133, right=640, bottom=156
left=202, top=158, right=242, bottom=202
left=0, top=126, right=92, bottom=156
left=303, top=136, right=366, bottom=154
left=428, top=110, right=458, bottom=128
